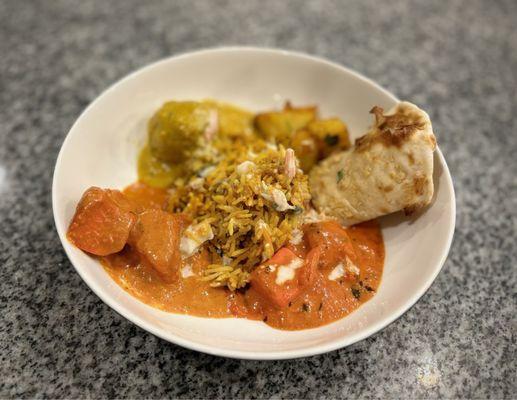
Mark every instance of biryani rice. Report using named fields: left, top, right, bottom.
left=168, top=137, right=311, bottom=290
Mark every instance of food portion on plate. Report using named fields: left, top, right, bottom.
left=66, top=99, right=436, bottom=330
left=310, top=102, right=436, bottom=225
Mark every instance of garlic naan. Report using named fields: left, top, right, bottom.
left=309, top=101, right=436, bottom=226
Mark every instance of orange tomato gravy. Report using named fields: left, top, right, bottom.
left=100, top=183, right=385, bottom=330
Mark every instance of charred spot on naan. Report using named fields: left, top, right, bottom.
left=377, top=183, right=394, bottom=193
left=403, top=202, right=426, bottom=216
left=413, top=174, right=428, bottom=196
left=402, top=175, right=431, bottom=215
left=355, top=106, right=429, bottom=151
left=407, top=152, right=415, bottom=165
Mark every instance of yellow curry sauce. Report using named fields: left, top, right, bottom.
left=100, top=183, right=384, bottom=331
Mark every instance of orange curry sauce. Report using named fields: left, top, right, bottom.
left=95, top=182, right=385, bottom=331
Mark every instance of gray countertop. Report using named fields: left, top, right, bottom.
left=1, top=0, right=516, bottom=398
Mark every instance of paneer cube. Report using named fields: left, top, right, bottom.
left=250, top=247, right=321, bottom=308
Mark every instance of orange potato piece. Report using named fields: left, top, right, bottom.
left=304, top=220, right=357, bottom=270
left=67, top=187, right=136, bottom=256
left=129, top=209, right=186, bottom=282
left=250, top=247, right=321, bottom=309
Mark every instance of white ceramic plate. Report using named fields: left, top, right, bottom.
left=53, top=47, right=455, bottom=360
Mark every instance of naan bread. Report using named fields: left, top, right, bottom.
left=309, top=101, right=436, bottom=226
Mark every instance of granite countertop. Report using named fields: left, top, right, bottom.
left=1, top=0, right=516, bottom=398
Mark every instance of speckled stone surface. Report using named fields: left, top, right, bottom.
left=1, top=0, right=516, bottom=398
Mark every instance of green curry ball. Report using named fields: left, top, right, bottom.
left=148, top=101, right=210, bottom=163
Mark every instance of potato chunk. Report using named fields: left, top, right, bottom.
left=307, top=118, right=351, bottom=157
left=254, top=103, right=317, bottom=145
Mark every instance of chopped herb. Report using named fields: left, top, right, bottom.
left=288, top=301, right=292, bottom=307
left=324, top=134, right=339, bottom=146
left=301, top=303, right=310, bottom=312
left=318, top=302, right=323, bottom=311
left=337, top=170, right=344, bottom=182
left=351, top=287, right=361, bottom=300
left=365, top=285, right=374, bottom=292
left=290, top=205, right=304, bottom=215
